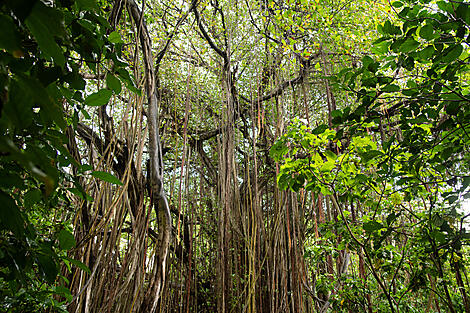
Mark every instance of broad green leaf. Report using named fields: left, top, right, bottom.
left=0, top=191, right=26, bottom=237
left=277, top=173, right=291, bottom=190
left=325, top=150, right=337, bottom=161
left=25, top=3, right=65, bottom=67
left=456, top=3, right=470, bottom=24
left=429, top=230, right=446, bottom=244
left=447, top=195, right=458, bottom=204
left=355, top=173, right=369, bottom=182
left=0, top=171, right=26, bottom=189
left=382, top=84, right=400, bottom=92
left=84, top=89, right=113, bottom=106
left=76, top=0, right=98, bottom=11
left=331, top=109, right=342, bottom=118
left=437, top=1, right=453, bottom=14
left=312, top=124, right=328, bottom=135
left=24, top=189, right=42, bottom=209
left=62, top=256, right=91, bottom=274
left=383, top=20, right=393, bottom=34
left=417, top=46, right=435, bottom=60
left=270, top=141, right=288, bottom=160
left=58, top=229, right=76, bottom=251
left=319, top=185, right=333, bottom=195
left=363, top=221, right=384, bottom=233
left=359, top=150, right=383, bottom=163
left=419, top=24, right=434, bottom=40
left=399, top=38, right=420, bottom=53
left=106, top=74, right=122, bottom=94
left=441, top=44, right=463, bottom=63
left=64, top=70, right=86, bottom=90
left=91, top=170, right=123, bottom=185
left=108, top=31, right=124, bottom=44
left=77, top=19, right=96, bottom=32
left=371, top=40, right=390, bottom=54
left=462, top=176, right=470, bottom=189
left=398, top=6, right=410, bottom=18
left=386, top=213, right=398, bottom=225
left=390, top=38, right=406, bottom=52
left=117, top=68, right=142, bottom=96
left=0, top=14, right=21, bottom=52
left=320, top=160, right=335, bottom=172
left=37, top=254, right=58, bottom=283
left=3, top=79, right=34, bottom=129
left=44, top=83, right=67, bottom=129
left=79, top=164, right=93, bottom=172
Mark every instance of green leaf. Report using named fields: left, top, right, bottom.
left=25, top=3, right=65, bottom=67
left=445, top=102, right=459, bottom=115
left=456, top=3, right=470, bottom=24
left=76, top=0, right=98, bottom=11
left=355, top=173, right=369, bottom=182
left=84, top=89, right=113, bottom=106
left=116, top=68, right=142, bottom=96
left=382, top=84, right=400, bottom=92
left=386, top=213, right=397, bottom=225
left=390, top=38, right=406, bottom=52
left=0, top=171, right=26, bottom=189
left=91, top=171, right=123, bottom=185
left=429, top=230, right=446, bottom=244
left=462, top=176, right=470, bottom=190
left=383, top=20, right=393, bottom=34
left=52, top=286, right=73, bottom=302
left=277, top=173, right=290, bottom=190
left=417, top=46, right=435, bottom=60
left=312, top=124, right=328, bottom=135
left=331, top=109, right=342, bottom=118
left=62, top=256, right=91, bottom=274
left=371, top=40, right=391, bottom=55
left=441, top=44, right=463, bottom=63
left=24, top=189, right=42, bottom=209
left=58, top=229, right=76, bottom=251
left=64, top=70, right=86, bottom=90
left=399, top=38, right=420, bottom=53
left=320, top=160, right=335, bottom=172
left=108, top=31, right=124, bottom=44
left=37, top=253, right=58, bottom=283
left=363, top=221, right=384, bottom=233
left=419, top=24, right=434, bottom=40
left=270, top=141, right=288, bottom=160
left=447, top=195, right=458, bottom=204
left=437, top=1, right=453, bottom=14
left=325, top=150, right=337, bottom=161
left=0, top=14, right=21, bottom=52
left=106, top=74, right=122, bottom=94
left=0, top=191, right=26, bottom=237
left=391, top=1, right=403, bottom=8
left=319, top=185, right=333, bottom=195
left=3, top=78, right=34, bottom=129
left=359, top=150, right=383, bottom=162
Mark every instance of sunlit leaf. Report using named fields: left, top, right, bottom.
left=91, top=171, right=123, bottom=186
left=84, top=89, right=113, bottom=106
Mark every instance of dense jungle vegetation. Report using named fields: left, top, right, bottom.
left=0, top=0, right=469, bottom=312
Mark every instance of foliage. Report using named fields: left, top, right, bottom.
left=271, top=0, right=470, bottom=311
left=0, top=0, right=122, bottom=310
